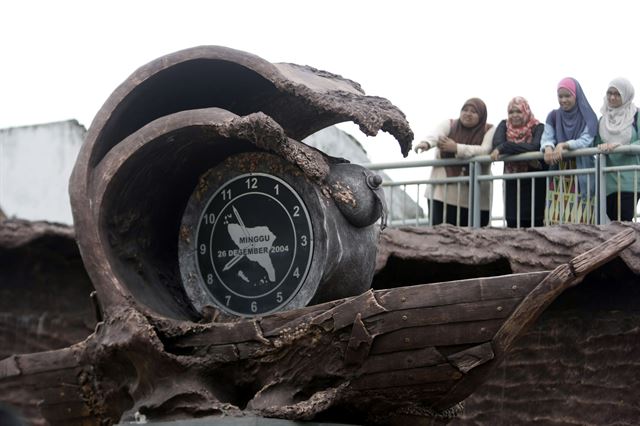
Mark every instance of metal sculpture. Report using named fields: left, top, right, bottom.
left=1, top=46, right=635, bottom=426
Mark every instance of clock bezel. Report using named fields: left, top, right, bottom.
left=178, top=152, right=327, bottom=317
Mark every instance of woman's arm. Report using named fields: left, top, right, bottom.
left=550, top=125, right=593, bottom=164
left=565, top=125, right=594, bottom=150
left=541, top=124, right=558, bottom=165
left=500, top=123, right=544, bottom=155
left=414, top=119, right=451, bottom=153
left=491, top=120, right=507, bottom=151
left=456, top=125, right=496, bottom=158
left=600, top=112, right=640, bottom=153
left=540, top=123, right=556, bottom=152
left=490, top=121, right=507, bottom=160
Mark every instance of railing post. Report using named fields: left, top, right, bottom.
left=597, top=152, right=606, bottom=225
left=472, top=160, right=481, bottom=228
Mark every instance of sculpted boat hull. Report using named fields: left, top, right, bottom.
left=0, top=229, right=634, bottom=425
left=1, top=46, right=634, bottom=425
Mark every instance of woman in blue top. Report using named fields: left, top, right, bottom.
left=596, top=77, right=640, bottom=221
left=541, top=77, right=598, bottom=224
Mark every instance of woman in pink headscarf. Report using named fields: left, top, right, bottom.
left=491, top=97, right=546, bottom=227
left=541, top=77, right=598, bottom=224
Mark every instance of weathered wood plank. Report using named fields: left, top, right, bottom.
left=259, top=301, right=342, bottom=335
left=344, top=313, right=373, bottom=366
left=375, top=272, right=547, bottom=311
left=494, top=228, right=636, bottom=357
left=163, top=274, right=541, bottom=351
left=170, top=320, right=269, bottom=347
left=431, top=229, right=636, bottom=412
left=370, top=319, right=501, bottom=355
left=360, top=347, right=447, bottom=374
left=364, top=298, right=521, bottom=336
left=446, top=342, right=494, bottom=374
left=310, top=290, right=387, bottom=330
left=570, top=228, right=635, bottom=275
left=0, top=347, right=79, bottom=377
left=351, top=364, right=462, bottom=390
left=183, top=276, right=537, bottom=351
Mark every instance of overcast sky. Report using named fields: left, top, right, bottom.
left=2, top=0, right=638, bottom=164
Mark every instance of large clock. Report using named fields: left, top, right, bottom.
left=179, top=152, right=325, bottom=317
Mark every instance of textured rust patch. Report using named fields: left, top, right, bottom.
left=330, top=181, right=357, bottom=208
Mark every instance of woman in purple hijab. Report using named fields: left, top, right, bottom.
left=540, top=77, right=597, bottom=224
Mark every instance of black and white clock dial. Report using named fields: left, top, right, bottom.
left=192, top=173, right=313, bottom=316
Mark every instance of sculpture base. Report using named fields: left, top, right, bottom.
left=118, top=416, right=357, bottom=425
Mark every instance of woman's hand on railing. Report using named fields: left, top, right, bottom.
left=553, top=142, right=568, bottom=162
left=598, top=143, right=620, bottom=153
left=413, top=141, right=431, bottom=154
left=490, top=149, right=500, bottom=161
left=544, top=143, right=567, bottom=165
left=544, top=147, right=556, bottom=165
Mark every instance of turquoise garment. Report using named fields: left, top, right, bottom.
left=595, top=120, right=640, bottom=195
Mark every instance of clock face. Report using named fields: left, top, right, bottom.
left=189, top=173, right=314, bottom=316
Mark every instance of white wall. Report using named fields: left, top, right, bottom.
left=0, top=122, right=418, bottom=225
left=0, top=120, right=85, bottom=224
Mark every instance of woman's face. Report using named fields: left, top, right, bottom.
left=459, top=105, right=480, bottom=128
left=557, top=88, right=576, bottom=111
left=508, top=105, right=525, bottom=127
left=606, top=87, right=623, bottom=108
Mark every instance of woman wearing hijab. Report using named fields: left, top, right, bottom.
left=491, top=97, right=546, bottom=228
left=596, top=77, right=640, bottom=221
left=414, top=98, right=495, bottom=226
left=541, top=77, right=598, bottom=224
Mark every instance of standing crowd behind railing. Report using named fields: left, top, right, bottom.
left=365, top=77, right=640, bottom=228
left=366, top=146, right=640, bottom=227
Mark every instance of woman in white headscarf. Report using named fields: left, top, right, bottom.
left=596, top=77, right=640, bottom=221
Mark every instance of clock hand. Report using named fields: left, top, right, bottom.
left=232, top=205, right=250, bottom=238
left=223, top=253, right=244, bottom=271
left=222, top=205, right=252, bottom=272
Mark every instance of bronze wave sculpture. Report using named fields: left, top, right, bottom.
left=0, top=46, right=635, bottom=425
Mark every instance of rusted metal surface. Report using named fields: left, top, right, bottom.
left=4, top=45, right=639, bottom=426
left=69, top=46, right=412, bottom=322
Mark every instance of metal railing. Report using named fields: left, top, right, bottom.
left=364, top=146, right=640, bottom=228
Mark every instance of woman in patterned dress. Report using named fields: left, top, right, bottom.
left=541, top=77, right=598, bottom=224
